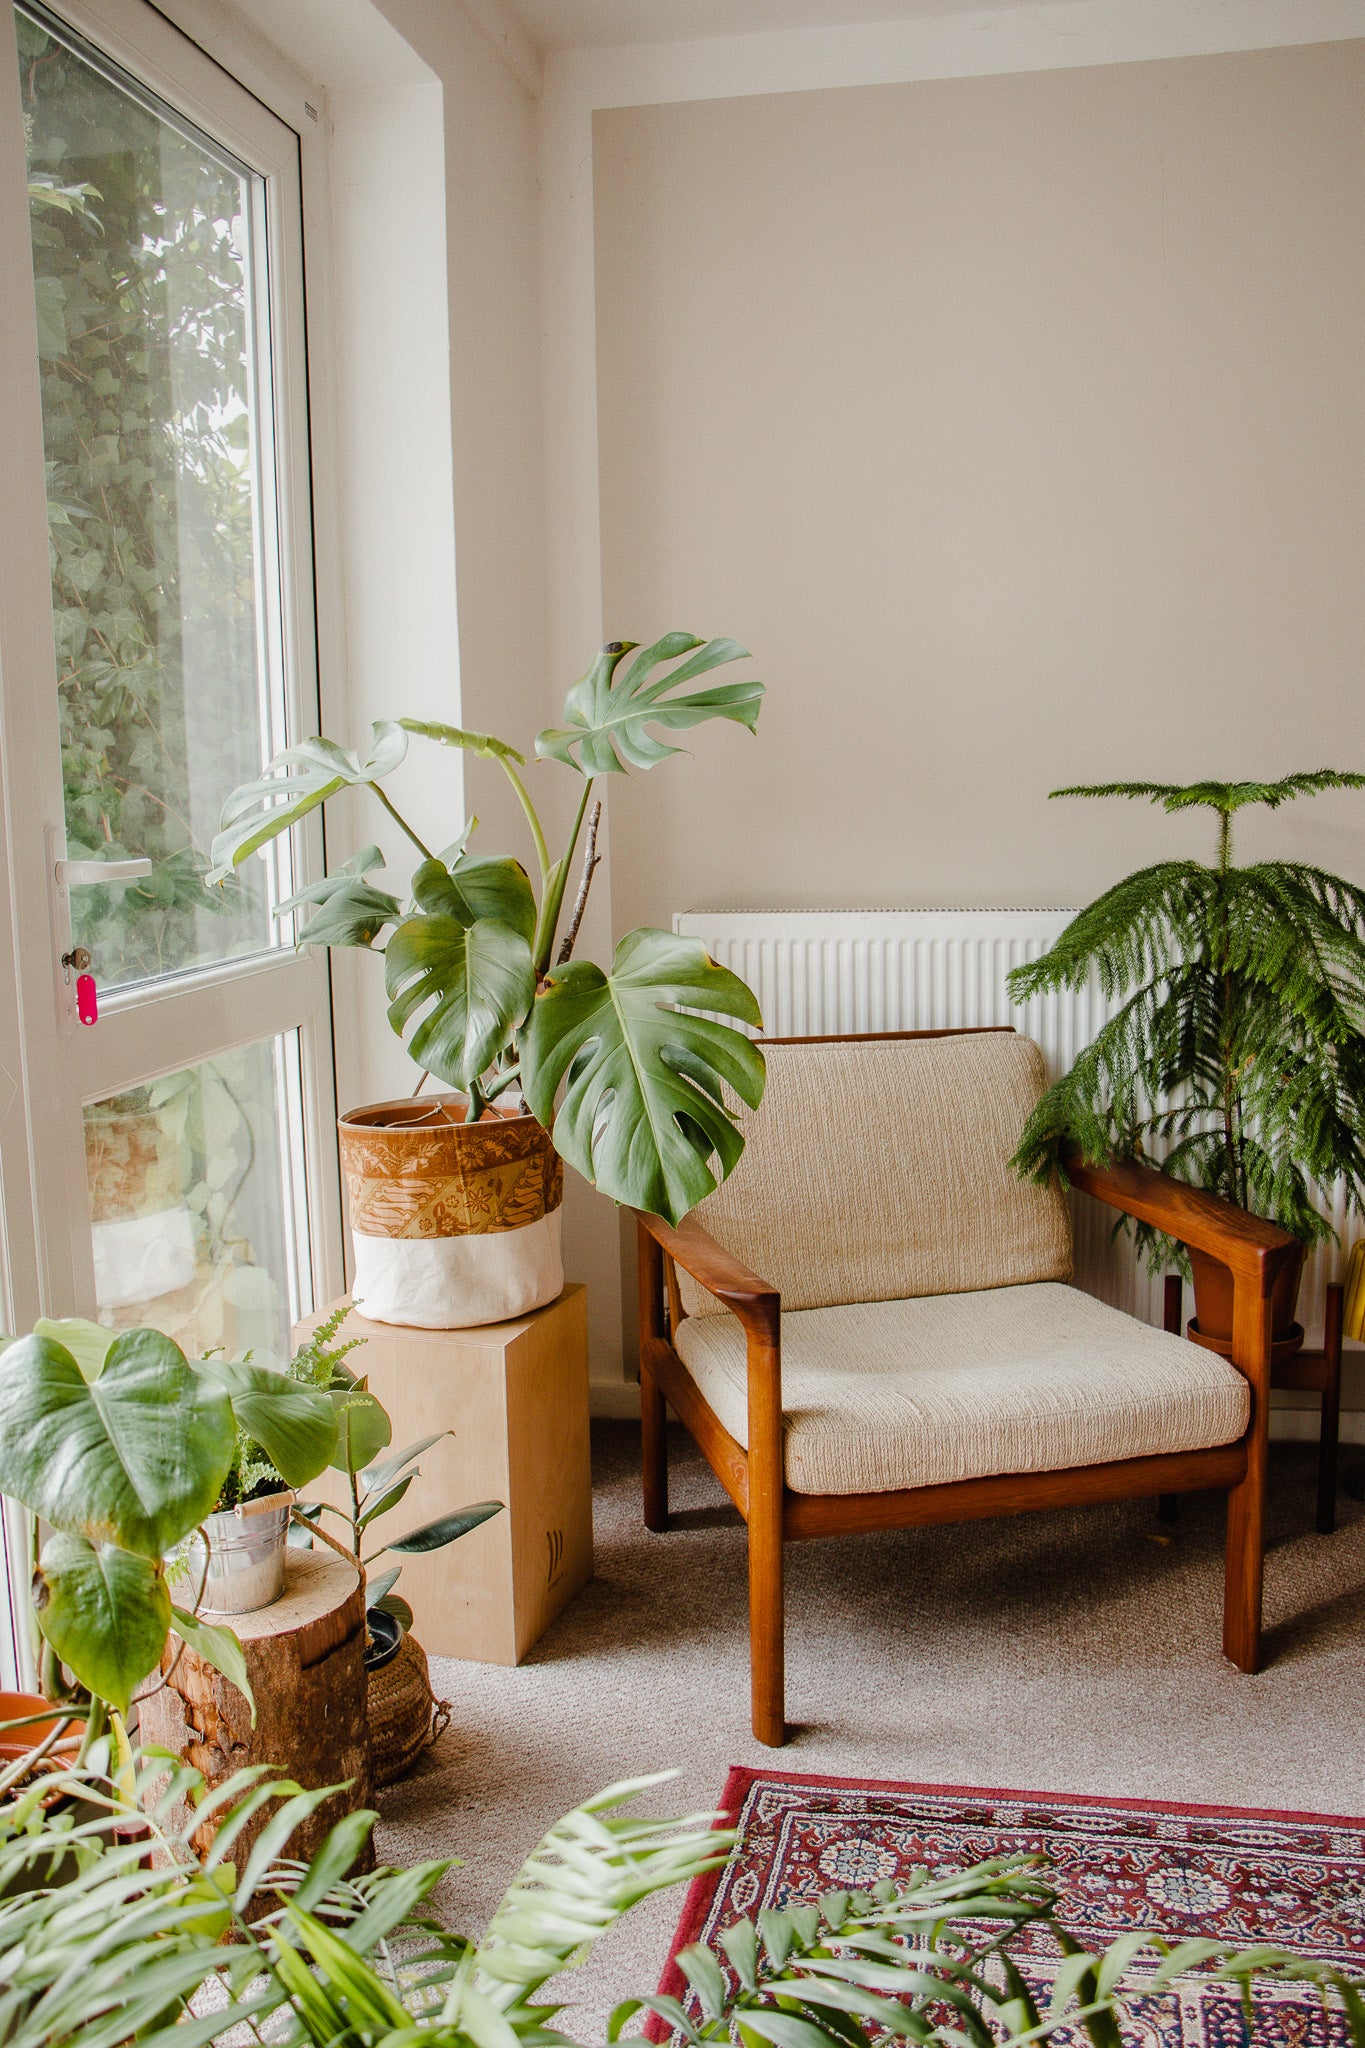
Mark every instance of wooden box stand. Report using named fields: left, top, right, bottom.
left=294, top=1284, right=592, bottom=1665
left=139, top=1549, right=371, bottom=1869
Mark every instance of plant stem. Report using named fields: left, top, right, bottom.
left=372, top=784, right=435, bottom=863
left=534, top=778, right=593, bottom=977
left=500, top=759, right=552, bottom=887
left=556, top=799, right=602, bottom=965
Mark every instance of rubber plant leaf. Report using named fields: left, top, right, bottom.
left=386, top=876, right=536, bottom=1090
left=0, top=1328, right=235, bottom=1559
left=385, top=1501, right=504, bottom=1553
left=170, top=1607, right=256, bottom=1724
left=520, top=928, right=766, bottom=1225
left=205, top=722, right=409, bottom=885
left=277, top=844, right=402, bottom=950
left=195, top=1358, right=340, bottom=1491
left=33, top=1532, right=171, bottom=1716
left=535, top=634, right=763, bottom=777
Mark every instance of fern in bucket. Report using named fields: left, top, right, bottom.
left=1008, top=772, right=1365, bottom=1296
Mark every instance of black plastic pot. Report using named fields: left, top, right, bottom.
left=363, top=1607, right=403, bottom=1672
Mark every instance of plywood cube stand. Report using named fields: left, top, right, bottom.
left=293, top=1284, right=591, bottom=1665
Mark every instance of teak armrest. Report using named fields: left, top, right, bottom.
left=636, top=1211, right=780, bottom=1339
left=1063, top=1149, right=1298, bottom=1295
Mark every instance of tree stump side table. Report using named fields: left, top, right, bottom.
left=139, top=1549, right=371, bottom=1869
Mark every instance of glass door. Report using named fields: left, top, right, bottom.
left=0, top=0, right=340, bottom=1403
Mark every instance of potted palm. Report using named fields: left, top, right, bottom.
left=1009, top=772, right=1365, bottom=1349
left=206, top=635, right=768, bottom=1330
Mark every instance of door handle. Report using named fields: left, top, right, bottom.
left=54, top=857, right=153, bottom=886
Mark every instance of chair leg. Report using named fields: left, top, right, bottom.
left=1223, top=1457, right=1265, bottom=1673
left=749, top=1500, right=785, bottom=1746
left=1157, top=1278, right=1184, bottom=1527
left=640, top=1357, right=668, bottom=1533
left=1317, top=1283, right=1344, bottom=1536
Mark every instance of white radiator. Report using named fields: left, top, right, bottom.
left=674, top=908, right=1351, bottom=1352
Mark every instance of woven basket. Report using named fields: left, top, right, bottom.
left=367, top=1633, right=451, bottom=1787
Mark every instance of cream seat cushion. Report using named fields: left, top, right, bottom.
left=676, top=1033, right=1072, bottom=1320
left=673, top=1281, right=1249, bottom=1495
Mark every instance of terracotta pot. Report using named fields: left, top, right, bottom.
left=338, top=1096, right=563, bottom=1329
left=0, top=1693, right=73, bottom=1770
left=1188, top=1240, right=1305, bottom=1357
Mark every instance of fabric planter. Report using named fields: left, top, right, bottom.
left=338, top=1096, right=564, bottom=1328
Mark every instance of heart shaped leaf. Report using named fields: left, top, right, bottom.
left=196, top=1358, right=339, bottom=1490
left=535, top=634, right=763, bottom=777
left=330, top=1385, right=392, bottom=1476
left=519, top=928, right=766, bottom=1224
left=206, top=722, right=408, bottom=885
left=0, top=1329, right=235, bottom=1559
left=385, top=905, right=535, bottom=1090
left=34, top=1532, right=171, bottom=1715
left=171, top=1607, right=255, bottom=1722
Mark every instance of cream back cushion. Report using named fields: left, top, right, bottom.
left=676, top=1032, right=1072, bottom=1318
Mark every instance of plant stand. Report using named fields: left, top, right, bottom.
left=137, top=1549, right=371, bottom=1868
left=293, top=1285, right=592, bottom=1664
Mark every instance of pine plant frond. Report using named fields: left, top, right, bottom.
left=1048, top=771, right=1365, bottom=815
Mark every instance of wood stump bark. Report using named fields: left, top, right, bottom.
left=139, top=1550, right=372, bottom=1873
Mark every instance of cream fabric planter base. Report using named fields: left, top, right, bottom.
left=350, top=1211, right=563, bottom=1329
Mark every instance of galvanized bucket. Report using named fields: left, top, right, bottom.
left=185, top=1491, right=293, bottom=1615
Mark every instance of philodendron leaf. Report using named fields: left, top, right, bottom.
left=535, top=633, right=763, bottom=777
left=206, top=722, right=408, bottom=885
left=385, top=1501, right=503, bottom=1553
left=0, top=1328, right=235, bottom=1558
left=277, top=845, right=402, bottom=950
left=520, top=928, right=765, bottom=1226
left=33, top=1533, right=170, bottom=1716
left=195, top=1358, right=339, bottom=1491
left=32, top=1315, right=116, bottom=1381
left=330, top=1386, right=392, bottom=1476
left=385, top=885, right=536, bottom=1091
left=171, top=1607, right=256, bottom=1724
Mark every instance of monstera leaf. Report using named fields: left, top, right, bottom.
left=195, top=1358, right=339, bottom=1490
left=385, top=857, right=536, bottom=1088
left=398, top=718, right=526, bottom=764
left=535, top=634, right=763, bottom=776
left=33, top=1533, right=171, bottom=1716
left=0, top=1328, right=235, bottom=1559
left=206, top=722, right=409, bottom=884
left=519, top=928, right=765, bottom=1224
left=277, top=845, right=402, bottom=949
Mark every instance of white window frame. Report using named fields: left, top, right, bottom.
left=0, top=0, right=346, bottom=1679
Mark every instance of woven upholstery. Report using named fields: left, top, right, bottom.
left=676, top=1033, right=1071, bottom=1319
left=673, top=1281, right=1249, bottom=1495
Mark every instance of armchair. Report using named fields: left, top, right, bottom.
left=635, top=1028, right=1298, bottom=1746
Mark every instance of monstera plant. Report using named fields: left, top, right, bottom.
left=207, top=636, right=768, bottom=1330
left=0, top=1318, right=338, bottom=1745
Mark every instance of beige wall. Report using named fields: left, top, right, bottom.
left=593, top=41, right=1365, bottom=943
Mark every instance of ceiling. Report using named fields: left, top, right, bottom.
left=506, top=0, right=1063, bottom=53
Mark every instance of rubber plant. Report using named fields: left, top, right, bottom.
left=1008, top=772, right=1365, bottom=1280
left=206, top=635, right=768, bottom=1226
left=0, top=1317, right=338, bottom=1754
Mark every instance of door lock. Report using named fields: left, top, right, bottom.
left=61, top=947, right=91, bottom=975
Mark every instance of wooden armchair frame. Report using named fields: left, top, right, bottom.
left=634, top=1029, right=1300, bottom=1746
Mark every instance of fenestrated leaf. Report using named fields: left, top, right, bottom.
left=170, top=1607, right=255, bottom=1723
left=386, top=907, right=535, bottom=1090
left=520, top=927, right=765, bottom=1226
left=0, top=1328, right=235, bottom=1557
left=277, top=844, right=402, bottom=949
left=535, top=633, right=763, bottom=776
left=34, top=1533, right=170, bottom=1715
left=206, top=722, right=408, bottom=885
left=195, top=1357, right=338, bottom=1490
left=385, top=1501, right=503, bottom=1553
left=537, top=634, right=763, bottom=777
left=407, top=854, right=538, bottom=948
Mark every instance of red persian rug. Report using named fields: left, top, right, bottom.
left=654, top=1769, right=1365, bottom=2046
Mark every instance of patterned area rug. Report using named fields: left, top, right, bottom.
left=655, top=1769, right=1365, bottom=2046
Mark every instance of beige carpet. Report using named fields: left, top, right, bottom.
left=373, top=1423, right=1365, bottom=2041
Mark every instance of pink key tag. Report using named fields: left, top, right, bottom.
left=76, top=973, right=98, bottom=1026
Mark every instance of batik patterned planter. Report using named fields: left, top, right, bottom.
left=338, top=1096, right=564, bottom=1329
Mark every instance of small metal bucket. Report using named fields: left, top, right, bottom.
left=184, top=1491, right=293, bottom=1615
